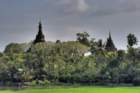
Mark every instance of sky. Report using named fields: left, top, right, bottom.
left=0, top=0, right=140, bottom=51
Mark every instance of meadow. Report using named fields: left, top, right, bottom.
left=0, top=86, right=140, bottom=93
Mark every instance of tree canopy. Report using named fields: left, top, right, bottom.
left=0, top=32, right=140, bottom=86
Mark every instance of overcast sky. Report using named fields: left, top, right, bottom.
left=0, top=0, right=140, bottom=51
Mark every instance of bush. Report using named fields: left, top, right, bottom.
left=133, top=76, right=140, bottom=86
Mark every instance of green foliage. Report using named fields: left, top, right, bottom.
left=76, top=32, right=90, bottom=46
left=127, top=33, right=137, bottom=47
left=1, top=33, right=140, bottom=86
left=4, top=43, right=26, bottom=54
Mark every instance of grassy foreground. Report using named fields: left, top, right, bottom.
left=0, top=86, right=140, bottom=93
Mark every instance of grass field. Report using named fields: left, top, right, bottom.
left=0, top=86, right=140, bottom=93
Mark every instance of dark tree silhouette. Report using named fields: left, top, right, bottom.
left=127, top=33, right=137, bottom=48
left=76, top=32, right=90, bottom=46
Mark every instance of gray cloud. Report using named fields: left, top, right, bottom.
left=46, top=0, right=140, bottom=16
left=0, top=0, right=140, bottom=51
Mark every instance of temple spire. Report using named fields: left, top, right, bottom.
left=105, top=32, right=117, bottom=51
left=39, top=21, right=42, bottom=33
left=109, top=32, right=111, bottom=38
left=33, top=21, right=45, bottom=44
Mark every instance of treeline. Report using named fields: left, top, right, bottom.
left=0, top=32, right=140, bottom=86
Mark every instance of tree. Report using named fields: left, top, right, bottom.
left=0, top=52, right=25, bottom=86
left=127, top=33, right=138, bottom=48
left=76, top=32, right=90, bottom=46
left=127, top=33, right=138, bottom=63
left=117, top=50, right=125, bottom=61
left=90, top=38, right=96, bottom=54
left=25, top=43, right=48, bottom=82
left=4, top=43, right=25, bottom=54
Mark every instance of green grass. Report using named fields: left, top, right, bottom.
left=0, top=86, right=140, bottom=93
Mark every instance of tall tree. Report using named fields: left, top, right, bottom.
left=127, top=33, right=138, bottom=64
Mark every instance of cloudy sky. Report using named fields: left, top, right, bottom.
left=0, top=0, right=140, bottom=51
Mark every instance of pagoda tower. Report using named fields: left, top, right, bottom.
left=105, top=32, right=117, bottom=51
left=33, top=21, right=46, bottom=44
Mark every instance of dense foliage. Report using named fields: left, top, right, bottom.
left=0, top=33, right=140, bottom=86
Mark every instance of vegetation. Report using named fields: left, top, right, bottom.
left=0, top=31, right=140, bottom=87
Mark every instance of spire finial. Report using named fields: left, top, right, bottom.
left=39, top=19, right=42, bottom=24
left=109, top=29, right=111, bottom=38
left=38, top=21, right=42, bottom=33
